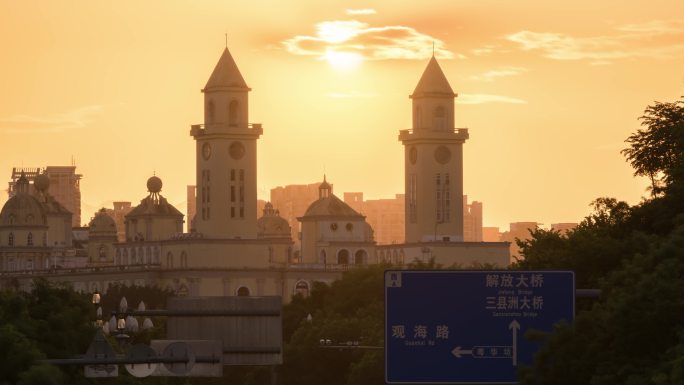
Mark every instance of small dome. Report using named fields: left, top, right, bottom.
left=303, top=194, right=362, bottom=218
left=89, top=208, right=117, bottom=235
left=257, top=203, right=291, bottom=239
left=34, top=173, right=50, bottom=192
left=147, top=176, right=162, bottom=193
left=0, top=193, right=46, bottom=226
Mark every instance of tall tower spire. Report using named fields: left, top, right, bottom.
left=190, top=47, right=263, bottom=239
left=399, top=57, right=468, bottom=243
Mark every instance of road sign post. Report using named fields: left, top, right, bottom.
left=385, top=270, right=575, bottom=384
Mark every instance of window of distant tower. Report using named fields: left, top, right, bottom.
left=229, top=101, right=239, bottom=127
left=207, top=100, right=215, bottom=123
left=8, top=232, right=14, bottom=246
left=434, top=106, right=446, bottom=130
left=27, top=232, right=33, bottom=246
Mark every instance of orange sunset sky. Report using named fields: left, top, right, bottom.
left=1, top=1, right=683, bottom=230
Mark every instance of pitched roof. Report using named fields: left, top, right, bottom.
left=412, top=56, right=455, bottom=97
left=204, top=47, right=248, bottom=91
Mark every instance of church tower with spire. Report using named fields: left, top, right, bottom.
left=190, top=47, right=262, bottom=239
left=399, top=56, right=469, bottom=243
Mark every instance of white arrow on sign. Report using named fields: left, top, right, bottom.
left=509, top=319, right=520, bottom=367
left=451, top=346, right=472, bottom=358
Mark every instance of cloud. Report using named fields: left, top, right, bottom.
left=284, top=20, right=459, bottom=60
left=456, top=94, right=527, bottom=105
left=470, top=67, right=528, bottom=82
left=0, top=105, right=102, bottom=134
left=506, top=20, right=684, bottom=62
left=346, top=9, right=376, bottom=15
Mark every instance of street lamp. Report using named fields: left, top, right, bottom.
left=99, top=295, right=154, bottom=349
left=92, top=291, right=104, bottom=327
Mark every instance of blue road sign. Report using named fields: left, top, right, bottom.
left=385, top=270, right=574, bottom=384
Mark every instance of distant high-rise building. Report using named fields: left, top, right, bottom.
left=343, top=192, right=405, bottom=245
left=270, top=182, right=323, bottom=249
left=105, top=202, right=132, bottom=242
left=500, top=222, right=539, bottom=262
left=463, top=196, right=483, bottom=242
left=551, top=223, right=577, bottom=235
left=8, top=166, right=82, bottom=227
left=482, top=227, right=501, bottom=242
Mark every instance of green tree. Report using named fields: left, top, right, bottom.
left=0, top=279, right=93, bottom=385
left=519, top=225, right=684, bottom=385
left=621, top=98, right=684, bottom=196
left=280, top=265, right=387, bottom=385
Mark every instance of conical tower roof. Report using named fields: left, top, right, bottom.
left=204, top=47, right=249, bottom=91
left=411, top=56, right=455, bottom=97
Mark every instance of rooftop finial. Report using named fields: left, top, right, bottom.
left=225, top=32, right=228, bottom=48
left=432, top=41, right=435, bottom=57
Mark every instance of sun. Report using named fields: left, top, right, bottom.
left=324, top=49, right=363, bottom=71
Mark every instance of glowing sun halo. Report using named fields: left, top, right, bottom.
left=324, top=49, right=363, bottom=71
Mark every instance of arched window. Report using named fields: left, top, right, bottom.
left=166, top=252, right=174, bottom=268
left=26, top=259, right=34, bottom=270
left=319, top=250, right=327, bottom=265
left=207, top=100, right=215, bottom=123
left=433, top=106, right=446, bottom=130
left=236, top=286, right=250, bottom=296
left=180, top=251, right=187, bottom=268
left=337, top=249, right=350, bottom=265
left=8, top=232, right=14, bottom=246
left=42, top=233, right=47, bottom=246
left=146, top=246, right=152, bottom=264
left=295, top=281, right=310, bottom=297
left=354, top=249, right=367, bottom=265
left=27, top=232, right=33, bottom=246
left=229, top=101, right=239, bottom=127
left=154, top=247, right=160, bottom=264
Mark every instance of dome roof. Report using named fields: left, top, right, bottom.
left=147, top=176, right=162, bottom=193
left=257, top=203, right=291, bottom=239
left=89, top=208, right=117, bottom=235
left=0, top=193, right=47, bottom=227
left=127, top=176, right=183, bottom=218
left=302, top=194, right=363, bottom=219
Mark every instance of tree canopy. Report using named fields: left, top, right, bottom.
left=516, top=97, right=684, bottom=384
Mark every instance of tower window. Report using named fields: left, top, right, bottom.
left=409, top=174, right=417, bottom=223
left=231, top=186, right=235, bottom=202
left=434, top=106, right=446, bottom=130
left=229, top=101, right=239, bottom=127
left=435, top=173, right=451, bottom=224
left=8, top=232, right=14, bottom=246
left=444, top=174, right=451, bottom=222
left=27, top=232, right=33, bottom=246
